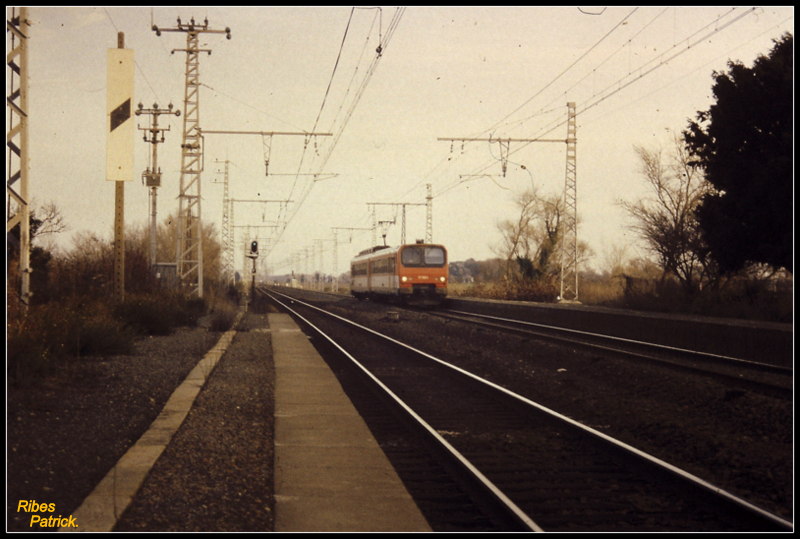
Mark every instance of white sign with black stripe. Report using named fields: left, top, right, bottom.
left=106, top=48, right=134, bottom=181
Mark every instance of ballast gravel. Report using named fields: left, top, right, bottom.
left=7, top=310, right=274, bottom=532
left=6, top=294, right=792, bottom=531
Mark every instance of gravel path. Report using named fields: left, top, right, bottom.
left=114, top=311, right=275, bottom=531
left=7, top=309, right=274, bottom=532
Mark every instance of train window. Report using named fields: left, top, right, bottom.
left=424, top=247, right=445, bottom=265
left=402, top=248, right=422, bottom=265
left=373, top=256, right=395, bottom=273
left=401, top=246, right=446, bottom=267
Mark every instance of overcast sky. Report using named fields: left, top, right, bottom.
left=19, top=6, right=794, bottom=277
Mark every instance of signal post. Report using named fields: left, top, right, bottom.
left=246, top=240, right=258, bottom=303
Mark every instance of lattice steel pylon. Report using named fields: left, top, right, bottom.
left=559, top=102, right=578, bottom=302
left=213, top=159, right=233, bottom=285
left=425, top=183, right=433, bottom=243
left=7, top=7, right=31, bottom=310
left=153, top=17, right=230, bottom=298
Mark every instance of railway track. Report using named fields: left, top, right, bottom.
left=262, top=287, right=792, bottom=532
left=428, top=308, right=793, bottom=399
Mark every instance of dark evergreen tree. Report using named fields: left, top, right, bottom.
left=684, top=33, right=793, bottom=274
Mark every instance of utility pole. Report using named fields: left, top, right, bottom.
left=438, top=102, right=579, bottom=302
left=313, top=238, right=324, bottom=290
left=212, top=159, right=233, bottom=284
left=107, top=32, right=135, bottom=302
left=332, top=226, right=371, bottom=291
left=200, top=128, right=334, bottom=261
left=425, top=183, right=433, bottom=243
left=6, top=6, right=31, bottom=311
left=136, top=102, right=180, bottom=268
left=153, top=17, right=231, bottom=299
left=367, top=201, right=426, bottom=245
left=560, top=102, right=578, bottom=302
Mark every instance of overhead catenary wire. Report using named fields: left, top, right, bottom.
left=266, top=7, right=406, bottom=263
left=582, top=13, right=795, bottom=130
left=500, top=7, right=671, bottom=136
left=275, top=7, right=358, bottom=229
left=473, top=7, right=640, bottom=140
left=197, top=6, right=782, bottom=275
left=314, top=5, right=780, bottom=270
left=433, top=6, right=760, bottom=202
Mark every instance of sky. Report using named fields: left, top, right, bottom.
left=15, top=5, right=794, bottom=278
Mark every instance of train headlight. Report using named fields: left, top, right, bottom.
left=439, top=276, right=446, bottom=283
left=401, top=276, right=409, bottom=282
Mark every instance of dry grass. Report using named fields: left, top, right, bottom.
left=448, top=275, right=790, bottom=323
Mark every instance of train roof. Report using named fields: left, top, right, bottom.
left=356, top=245, right=393, bottom=256
left=351, top=242, right=446, bottom=263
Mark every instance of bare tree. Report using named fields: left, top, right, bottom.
left=496, top=187, right=564, bottom=283
left=32, top=202, right=67, bottom=238
left=620, top=135, right=715, bottom=292
left=601, top=243, right=630, bottom=277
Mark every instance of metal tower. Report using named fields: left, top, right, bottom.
left=213, top=159, right=233, bottom=285
left=559, top=102, right=578, bottom=302
left=425, top=183, right=433, bottom=243
left=6, top=6, right=31, bottom=310
left=331, top=226, right=371, bottom=291
left=153, top=17, right=230, bottom=298
left=368, top=201, right=426, bottom=245
left=439, top=102, right=580, bottom=302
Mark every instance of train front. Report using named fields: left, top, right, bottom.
left=397, top=243, right=448, bottom=306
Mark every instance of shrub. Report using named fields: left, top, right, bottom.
left=114, top=295, right=177, bottom=335
left=209, top=306, right=237, bottom=332
left=75, top=315, right=136, bottom=356
left=7, top=316, right=52, bottom=384
left=7, top=298, right=136, bottom=384
left=113, top=293, right=207, bottom=335
left=181, top=297, right=207, bottom=326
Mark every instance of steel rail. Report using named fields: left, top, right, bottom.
left=429, top=310, right=792, bottom=399
left=266, top=287, right=794, bottom=532
left=265, top=289, right=544, bottom=532
left=445, top=309, right=792, bottom=374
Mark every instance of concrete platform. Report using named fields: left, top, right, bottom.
left=270, top=313, right=431, bottom=532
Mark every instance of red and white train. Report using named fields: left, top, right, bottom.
left=350, top=241, right=448, bottom=306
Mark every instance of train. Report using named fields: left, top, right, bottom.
left=350, top=241, right=448, bottom=306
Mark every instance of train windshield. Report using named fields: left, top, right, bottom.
left=401, top=245, right=446, bottom=267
